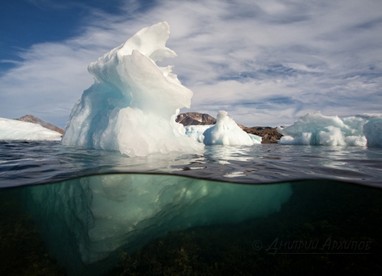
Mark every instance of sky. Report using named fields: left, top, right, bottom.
left=1, top=0, right=382, bottom=127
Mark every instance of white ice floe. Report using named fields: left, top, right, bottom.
left=279, top=112, right=370, bottom=146
left=0, top=117, right=62, bottom=141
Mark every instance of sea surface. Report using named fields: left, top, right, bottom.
left=1, top=141, right=382, bottom=187
left=1, top=141, right=382, bottom=275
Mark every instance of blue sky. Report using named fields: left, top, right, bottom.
left=1, top=0, right=382, bottom=127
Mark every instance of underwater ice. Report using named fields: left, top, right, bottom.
left=279, top=112, right=382, bottom=147
left=27, top=174, right=292, bottom=269
left=0, top=117, right=62, bottom=141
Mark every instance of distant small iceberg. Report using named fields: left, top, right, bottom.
left=279, top=112, right=381, bottom=147
left=0, top=117, right=62, bottom=141
left=184, top=111, right=262, bottom=145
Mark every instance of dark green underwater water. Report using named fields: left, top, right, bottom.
left=1, top=175, right=381, bottom=275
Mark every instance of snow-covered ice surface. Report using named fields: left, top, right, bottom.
left=0, top=117, right=62, bottom=141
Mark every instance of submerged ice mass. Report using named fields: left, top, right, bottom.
left=62, top=22, right=203, bottom=156
left=26, top=174, right=292, bottom=272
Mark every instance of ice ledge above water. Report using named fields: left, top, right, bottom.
left=0, top=117, right=62, bottom=141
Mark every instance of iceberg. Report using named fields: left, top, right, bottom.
left=184, top=111, right=262, bottom=145
left=62, top=22, right=203, bottom=156
left=0, top=117, right=62, bottom=141
left=203, top=111, right=261, bottom=145
left=26, top=174, right=292, bottom=273
left=62, top=22, right=262, bottom=154
left=279, top=112, right=368, bottom=146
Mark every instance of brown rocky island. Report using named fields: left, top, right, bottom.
left=17, top=115, right=65, bottom=135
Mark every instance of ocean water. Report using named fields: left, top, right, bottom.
left=1, top=141, right=382, bottom=275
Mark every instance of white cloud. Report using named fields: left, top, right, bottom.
left=1, top=0, right=381, bottom=127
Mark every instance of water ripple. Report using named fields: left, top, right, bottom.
left=0, top=141, right=382, bottom=188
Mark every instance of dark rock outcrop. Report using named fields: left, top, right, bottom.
left=17, top=115, right=65, bottom=135
left=241, top=126, right=283, bottom=144
left=176, top=112, right=216, bottom=126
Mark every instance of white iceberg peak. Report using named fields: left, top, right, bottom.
left=63, top=22, right=202, bottom=156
